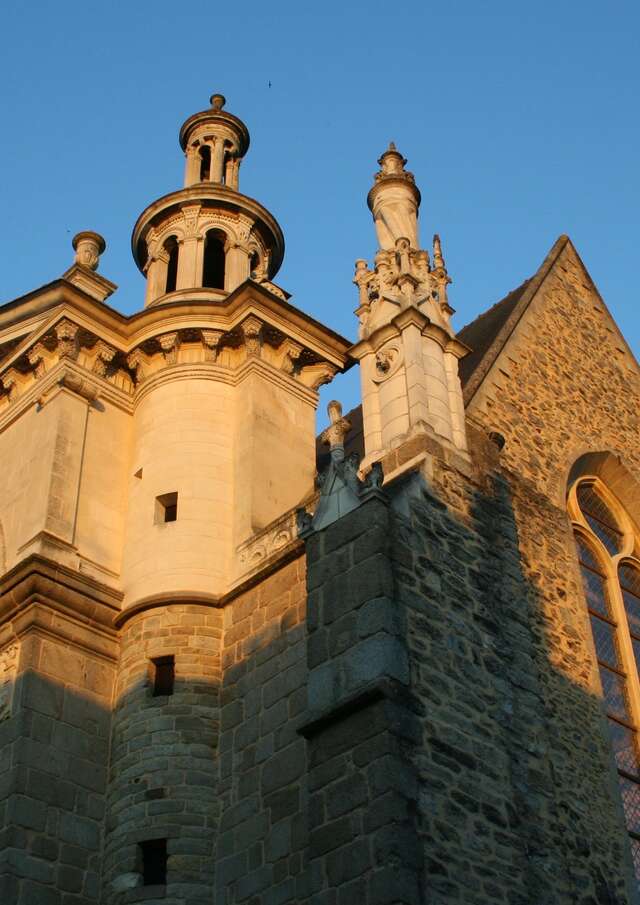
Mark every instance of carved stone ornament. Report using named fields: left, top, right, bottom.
left=92, top=340, right=117, bottom=377
left=202, top=329, right=224, bottom=363
left=55, top=319, right=80, bottom=360
left=279, top=339, right=303, bottom=375
left=241, top=317, right=263, bottom=357
left=321, top=400, right=351, bottom=452
left=28, top=343, right=47, bottom=378
left=159, top=332, right=180, bottom=365
left=372, top=344, right=402, bottom=383
left=72, top=231, right=106, bottom=272
left=0, top=643, right=19, bottom=722
left=127, top=349, right=147, bottom=383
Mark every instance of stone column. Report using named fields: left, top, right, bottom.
left=145, top=255, right=168, bottom=306
left=183, top=146, right=200, bottom=187
left=176, top=237, right=199, bottom=289
left=211, top=138, right=225, bottom=184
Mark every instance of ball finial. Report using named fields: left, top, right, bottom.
left=209, top=93, right=226, bottom=111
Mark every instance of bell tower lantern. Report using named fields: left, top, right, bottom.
left=132, top=93, right=284, bottom=307
left=180, top=93, right=249, bottom=189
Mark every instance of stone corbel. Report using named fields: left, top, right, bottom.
left=27, top=343, right=48, bottom=379
left=55, top=319, right=80, bottom=360
left=127, top=349, right=149, bottom=384
left=92, top=340, right=117, bottom=378
left=159, top=332, right=180, bottom=365
left=201, top=329, right=224, bottom=363
left=1, top=369, right=20, bottom=403
left=298, top=362, right=339, bottom=390
left=240, top=317, right=263, bottom=358
left=278, top=339, right=304, bottom=375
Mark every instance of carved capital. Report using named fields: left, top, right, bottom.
left=55, top=319, right=80, bottom=360
left=201, top=329, right=224, bottom=363
left=182, top=204, right=202, bottom=238
left=92, top=340, right=117, bottom=377
left=241, top=317, right=263, bottom=358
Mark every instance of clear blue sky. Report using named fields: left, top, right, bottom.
left=1, top=0, right=638, bottom=423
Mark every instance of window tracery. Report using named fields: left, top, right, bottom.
left=570, top=478, right=640, bottom=883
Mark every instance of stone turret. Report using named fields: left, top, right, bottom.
left=350, top=146, right=469, bottom=475
left=132, top=94, right=284, bottom=307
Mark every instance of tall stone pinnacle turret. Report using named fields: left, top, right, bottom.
left=132, top=93, right=284, bottom=307
left=350, top=146, right=469, bottom=472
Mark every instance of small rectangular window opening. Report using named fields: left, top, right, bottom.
left=155, top=491, right=178, bottom=524
left=139, top=838, right=167, bottom=886
left=152, top=656, right=175, bottom=697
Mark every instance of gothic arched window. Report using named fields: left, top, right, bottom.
left=202, top=231, right=225, bottom=290
left=570, top=478, right=640, bottom=882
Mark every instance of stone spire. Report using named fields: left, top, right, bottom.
left=131, top=94, right=284, bottom=308
left=350, top=148, right=469, bottom=474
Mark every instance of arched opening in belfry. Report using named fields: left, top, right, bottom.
left=164, top=237, right=179, bottom=294
left=202, top=230, right=226, bottom=290
left=199, top=145, right=211, bottom=182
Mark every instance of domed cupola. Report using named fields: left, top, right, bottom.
left=132, top=93, right=284, bottom=307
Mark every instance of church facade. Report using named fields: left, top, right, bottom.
left=0, top=94, right=639, bottom=905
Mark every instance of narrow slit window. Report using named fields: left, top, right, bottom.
left=155, top=492, right=178, bottom=524
left=139, top=838, right=167, bottom=885
left=152, top=656, right=175, bottom=697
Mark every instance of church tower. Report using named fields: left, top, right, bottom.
left=133, top=94, right=284, bottom=307
left=350, top=145, right=469, bottom=476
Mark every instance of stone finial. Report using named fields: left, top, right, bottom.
left=210, top=93, right=226, bottom=111
left=378, top=142, right=407, bottom=177
left=433, top=234, right=445, bottom=271
left=320, top=401, right=351, bottom=460
left=72, top=231, right=106, bottom=272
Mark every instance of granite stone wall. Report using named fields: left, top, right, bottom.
left=102, top=604, right=222, bottom=905
left=215, top=556, right=308, bottom=905
left=0, top=624, right=115, bottom=905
